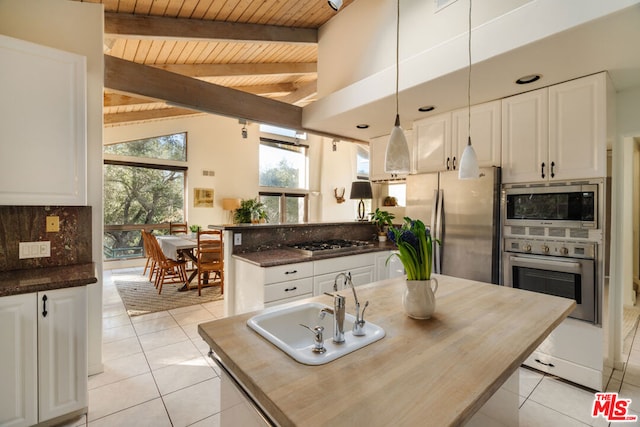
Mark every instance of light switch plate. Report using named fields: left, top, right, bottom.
left=234, top=233, right=242, bottom=246
left=19, top=241, right=51, bottom=259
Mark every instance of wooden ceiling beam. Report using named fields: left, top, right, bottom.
left=104, top=12, right=317, bottom=44
left=104, top=54, right=303, bottom=129
left=104, top=92, right=159, bottom=107
left=278, top=81, right=318, bottom=105
left=155, top=62, right=317, bottom=78
left=104, top=107, right=201, bottom=126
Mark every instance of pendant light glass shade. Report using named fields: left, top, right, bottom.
left=385, top=115, right=410, bottom=173
left=384, top=0, right=410, bottom=174
left=459, top=137, right=480, bottom=179
left=458, top=0, right=480, bottom=180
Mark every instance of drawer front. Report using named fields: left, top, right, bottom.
left=313, top=266, right=375, bottom=296
left=264, top=277, right=313, bottom=303
left=264, top=262, right=313, bottom=285
left=313, top=253, right=374, bottom=276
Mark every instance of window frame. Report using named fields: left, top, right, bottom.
left=102, top=132, right=189, bottom=261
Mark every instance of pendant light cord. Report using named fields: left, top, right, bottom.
left=395, top=0, right=400, bottom=119
left=467, top=0, right=472, bottom=146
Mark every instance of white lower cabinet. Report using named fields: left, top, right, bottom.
left=523, top=317, right=603, bottom=391
left=375, top=251, right=404, bottom=281
left=0, top=287, right=88, bottom=427
left=235, top=253, right=382, bottom=311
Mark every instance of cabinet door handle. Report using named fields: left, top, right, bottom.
left=550, top=161, right=555, bottom=178
left=285, top=270, right=298, bottom=275
left=446, top=157, right=451, bottom=170
left=42, top=294, right=48, bottom=317
left=284, top=286, right=297, bottom=292
left=534, top=358, right=555, bottom=368
left=452, top=156, right=456, bottom=170
left=541, top=162, right=546, bottom=179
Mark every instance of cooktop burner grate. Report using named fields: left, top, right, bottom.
left=287, top=239, right=373, bottom=256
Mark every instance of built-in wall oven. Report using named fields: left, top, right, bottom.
left=503, top=238, right=597, bottom=323
left=502, top=179, right=603, bottom=325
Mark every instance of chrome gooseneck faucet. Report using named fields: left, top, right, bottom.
left=333, top=272, right=368, bottom=336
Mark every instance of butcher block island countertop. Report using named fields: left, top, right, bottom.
left=198, top=275, right=575, bottom=427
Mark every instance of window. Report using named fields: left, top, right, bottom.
left=259, top=138, right=308, bottom=189
left=103, top=133, right=187, bottom=261
left=259, top=124, right=307, bottom=141
left=356, top=145, right=370, bottom=180
left=388, top=183, right=406, bottom=207
left=259, top=137, right=309, bottom=223
left=260, top=192, right=307, bottom=224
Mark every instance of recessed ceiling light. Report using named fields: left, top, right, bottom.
left=516, top=74, right=542, bottom=85
left=418, top=105, right=435, bottom=112
left=356, top=124, right=369, bottom=129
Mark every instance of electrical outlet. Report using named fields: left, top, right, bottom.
left=234, top=233, right=242, bottom=246
left=46, top=215, right=60, bottom=232
left=19, top=241, right=51, bottom=259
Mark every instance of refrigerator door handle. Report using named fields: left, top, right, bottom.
left=430, top=189, right=439, bottom=274
left=434, top=189, right=444, bottom=274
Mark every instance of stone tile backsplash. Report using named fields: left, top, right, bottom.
left=0, top=206, right=92, bottom=272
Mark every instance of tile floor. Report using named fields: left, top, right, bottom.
left=61, top=267, right=640, bottom=426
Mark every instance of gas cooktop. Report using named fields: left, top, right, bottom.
left=287, top=239, right=374, bottom=256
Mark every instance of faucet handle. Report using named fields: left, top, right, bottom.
left=299, top=324, right=327, bottom=353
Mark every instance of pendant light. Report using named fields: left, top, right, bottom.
left=458, top=0, right=480, bottom=180
left=384, top=0, right=410, bottom=174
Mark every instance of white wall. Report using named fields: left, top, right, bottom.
left=613, top=85, right=640, bottom=307
left=0, top=0, right=104, bottom=374
left=318, top=0, right=531, bottom=97
left=104, top=114, right=362, bottom=228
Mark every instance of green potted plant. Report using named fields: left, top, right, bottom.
left=234, top=198, right=268, bottom=224
left=370, top=208, right=395, bottom=242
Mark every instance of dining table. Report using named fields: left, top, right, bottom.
left=156, top=234, right=219, bottom=291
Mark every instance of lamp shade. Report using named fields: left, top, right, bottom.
left=349, top=181, right=372, bottom=200
left=458, top=139, right=480, bottom=179
left=222, top=198, right=242, bottom=211
left=384, top=115, right=411, bottom=174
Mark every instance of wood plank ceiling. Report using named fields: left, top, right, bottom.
left=73, top=0, right=354, bottom=127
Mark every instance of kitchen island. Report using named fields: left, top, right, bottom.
left=198, top=274, right=575, bottom=426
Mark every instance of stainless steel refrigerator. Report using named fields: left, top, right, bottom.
left=405, top=167, right=501, bottom=284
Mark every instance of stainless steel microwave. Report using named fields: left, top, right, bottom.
left=503, top=182, right=598, bottom=229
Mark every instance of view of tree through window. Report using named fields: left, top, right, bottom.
left=103, top=133, right=187, bottom=261
left=259, top=138, right=308, bottom=223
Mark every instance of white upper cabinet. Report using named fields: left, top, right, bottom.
left=370, top=130, right=412, bottom=181
left=414, top=112, right=453, bottom=173
left=451, top=101, right=502, bottom=170
left=0, top=34, right=87, bottom=205
left=502, top=73, right=608, bottom=183
left=501, top=88, right=549, bottom=183
left=548, top=74, right=607, bottom=181
left=415, top=101, right=501, bottom=174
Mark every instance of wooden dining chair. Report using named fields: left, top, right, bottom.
left=144, top=230, right=189, bottom=294
left=196, top=230, right=224, bottom=297
left=141, top=229, right=157, bottom=282
left=169, top=221, right=189, bottom=235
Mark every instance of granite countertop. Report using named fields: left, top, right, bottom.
left=198, top=275, right=575, bottom=426
left=209, top=221, right=375, bottom=231
left=0, top=263, right=97, bottom=297
left=233, top=242, right=397, bottom=267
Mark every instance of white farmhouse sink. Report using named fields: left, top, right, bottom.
left=247, top=302, right=385, bottom=365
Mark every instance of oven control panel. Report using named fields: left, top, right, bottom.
left=504, top=238, right=596, bottom=259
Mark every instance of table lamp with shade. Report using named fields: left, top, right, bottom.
left=222, top=198, right=242, bottom=224
left=350, top=181, right=373, bottom=221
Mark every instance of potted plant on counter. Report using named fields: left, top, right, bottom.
left=388, top=217, right=440, bottom=320
left=370, top=208, right=395, bottom=243
left=234, top=198, right=268, bottom=224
